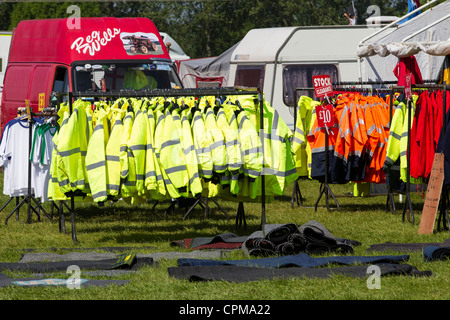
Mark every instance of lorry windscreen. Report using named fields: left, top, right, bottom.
left=73, top=62, right=182, bottom=92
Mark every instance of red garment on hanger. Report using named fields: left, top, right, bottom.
left=393, top=56, right=424, bottom=87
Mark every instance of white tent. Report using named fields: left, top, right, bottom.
left=177, top=42, right=238, bottom=88
left=160, top=32, right=190, bottom=61
left=357, top=0, right=450, bottom=83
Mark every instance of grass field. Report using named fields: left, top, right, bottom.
left=0, top=171, right=449, bottom=303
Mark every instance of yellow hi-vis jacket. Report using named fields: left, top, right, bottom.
left=191, top=108, right=214, bottom=180
left=86, top=108, right=109, bottom=202
left=56, top=99, right=92, bottom=195
left=120, top=109, right=136, bottom=200
left=105, top=107, right=125, bottom=199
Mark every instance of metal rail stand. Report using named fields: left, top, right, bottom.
left=291, top=178, right=304, bottom=207
left=235, top=202, right=246, bottom=229
left=182, top=196, right=229, bottom=221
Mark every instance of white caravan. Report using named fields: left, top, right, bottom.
left=227, top=25, right=392, bottom=128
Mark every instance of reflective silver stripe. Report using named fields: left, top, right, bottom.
left=367, top=123, right=376, bottom=135
left=228, top=114, right=236, bottom=126
left=238, top=115, right=249, bottom=128
left=156, top=114, right=165, bottom=127
left=106, top=155, right=120, bottom=162
left=295, top=127, right=304, bottom=136
left=213, top=164, right=227, bottom=171
left=130, top=144, right=146, bottom=151
left=196, top=147, right=211, bottom=154
left=62, top=118, right=69, bottom=126
left=183, top=145, right=195, bottom=155
left=311, top=145, right=336, bottom=153
left=93, top=124, right=104, bottom=132
left=384, top=157, right=395, bottom=167
left=199, top=169, right=213, bottom=176
left=244, top=147, right=261, bottom=156
left=261, top=132, right=286, bottom=143
left=189, top=172, right=200, bottom=185
left=136, top=174, right=145, bottom=180
left=390, top=131, right=401, bottom=140
left=244, top=168, right=261, bottom=177
left=107, top=184, right=120, bottom=191
left=146, top=171, right=156, bottom=179
left=92, top=191, right=107, bottom=199
left=123, top=180, right=136, bottom=186
left=165, top=165, right=186, bottom=174
left=161, top=139, right=180, bottom=150
left=86, top=160, right=105, bottom=171
left=292, top=136, right=303, bottom=145
left=210, top=140, right=224, bottom=150
left=263, top=167, right=298, bottom=177
left=58, top=179, right=70, bottom=187
left=58, top=148, right=87, bottom=158
left=226, top=139, right=239, bottom=147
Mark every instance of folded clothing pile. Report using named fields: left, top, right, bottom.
left=242, top=220, right=361, bottom=257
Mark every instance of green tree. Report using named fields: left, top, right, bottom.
left=0, top=0, right=442, bottom=58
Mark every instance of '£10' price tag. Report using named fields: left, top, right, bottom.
left=316, top=104, right=334, bottom=128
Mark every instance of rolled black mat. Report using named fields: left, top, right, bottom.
left=423, top=246, right=450, bottom=261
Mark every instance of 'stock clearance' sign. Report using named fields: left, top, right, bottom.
left=312, top=75, right=333, bottom=98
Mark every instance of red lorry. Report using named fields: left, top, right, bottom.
left=0, top=17, right=183, bottom=135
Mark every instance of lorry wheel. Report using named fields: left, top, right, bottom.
left=141, top=46, right=149, bottom=54
left=130, top=46, right=137, bottom=53
left=152, top=43, right=158, bottom=51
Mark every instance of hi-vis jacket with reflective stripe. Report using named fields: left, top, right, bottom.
left=179, top=108, right=202, bottom=197
left=105, top=104, right=125, bottom=198
left=145, top=99, right=166, bottom=198
left=128, top=99, right=150, bottom=198
left=120, top=109, right=135, bottom=199
left=307, top=102, right=339, bottom=183
left=258, top=99, right=298, bottom=195
left=86, top=108, right=109, bottom=202
left=56, top=99, right=92, bottom=195
left=48, top=104, right=70, bottom=201
left=292, top=96, right=319, bottom=178
left=191, top=108, right=214, bottom=180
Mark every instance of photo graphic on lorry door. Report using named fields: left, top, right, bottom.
left=120, top=32, right=163, bottom=55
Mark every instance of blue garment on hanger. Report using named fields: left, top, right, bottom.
left=177, top=253, right=409, bottom=268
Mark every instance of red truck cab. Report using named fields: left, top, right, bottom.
left=1, top=17, right=182, bottom=134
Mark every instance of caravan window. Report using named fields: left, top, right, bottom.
left=235, top=65, right=265, bottom=89
left=282, top=64, right=338, bottom=106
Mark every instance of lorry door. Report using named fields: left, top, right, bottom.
left=1, top=64, right=53, bottom=134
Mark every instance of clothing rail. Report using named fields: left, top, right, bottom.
left=0, top=107, right=56, bottom=225
left=293, top=83, right=449, bottom=231
left=55, top=86, right=266, bottom=243
left=391, top=84, right=449, bottom=230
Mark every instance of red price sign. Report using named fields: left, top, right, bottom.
left=313, top=75, right=333, bottom=98
left=405, top=73, right=412, bottom=100
left=316, top=104, right=334, bottom=127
